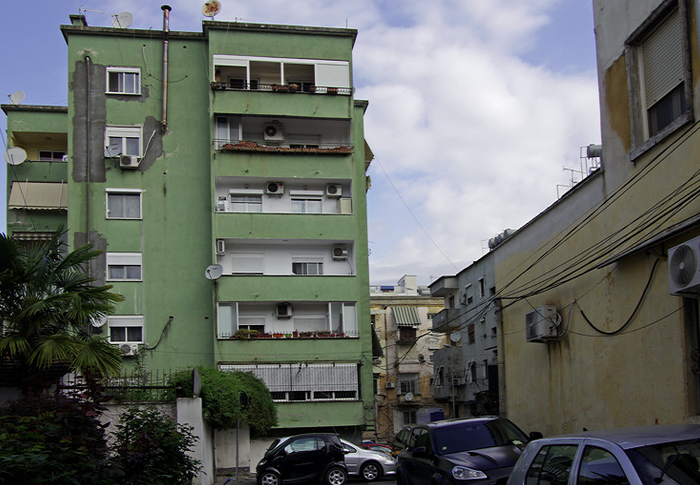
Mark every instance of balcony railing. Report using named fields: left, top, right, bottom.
left=216, top=139, right=352, bottom=154
left=218, top=329, right=359, bottom=340
left=432, top=308, right=461, bottom=332
left=211, top=81, right=352, bottom=96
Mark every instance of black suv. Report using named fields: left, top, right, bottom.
left=395, top=417, right=541, bottom=485
left=256, top=433, right=348, bottom=485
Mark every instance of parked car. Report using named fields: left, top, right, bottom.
left=507, top=423, right=700, bottom=485
left=256, top=433, right=348, bottom=485
left=341, top=439, right=397, bottom=482
left=360, top=443, right=394, bottom=456
left=396, top=417, right=540, bottom=485
left=392, top=426, right=414, bottom=456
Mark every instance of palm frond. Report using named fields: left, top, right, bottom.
left=72, top=337, right=123, bottom=377
left=27, top=333, right=78, bottom=368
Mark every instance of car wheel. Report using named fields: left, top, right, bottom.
left=325, top=466, right=348, bottom=485
left=259, top=471, right=282, bottom=485
left=360, top=462, right=382, bottom=482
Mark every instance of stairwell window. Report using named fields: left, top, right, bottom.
left=106, top=189, right=142, bottom=219
left=106, top=253, right=142, bottom=281
left=106, top=67, right=141, bottom=95
left=626, top=0, right=692, bottom=159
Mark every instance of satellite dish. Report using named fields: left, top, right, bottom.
left=8, top=91, right=25, bottom=105
left=205, top=264, right=224, bottom=280
left=202, top=0, right=221, bottom=18
left=404, top=392, right=414, bottom=402
left=450, top=331, right=462, bottom=343
left=104, top=145, right=121, bottom=158
left=4, top=147, right=27, bottom=166
left=112, top=11, right=133, bottom=28
left=92, top=315, right=108, bottom=328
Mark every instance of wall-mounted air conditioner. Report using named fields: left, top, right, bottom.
left=263, top=122, right=284, bottom=142
left=385, top=381, right=395, bottom=389
left=119, top=155, right=140, bottom=169
left=216, top=239, right=226, bottom=255
left=525, top=306, right=559, bottom=343
left=265, top=181, right=285, bottom=195
left=120, top=343, right=139, bottom=356
left=332, top=245, right=349, bottom=261
left=669, top=235, right=700, bottom=295
left=326, top=184, right=343, bottom=198
left=276, top=302, right=293, bottom=319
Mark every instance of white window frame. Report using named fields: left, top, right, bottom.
left=625, top=0, right=692, bottom=160
left=229, top=189, right=263, bottom=213
left=106, top=67, right=141, bottom=95
left=106, top=253, right=142, bottom=281
left=108, top=315, right=144, bottom=344
left=105, top=126, right=143, bottom=157
left=106, top=189, right=142, bottom=219
left=38, top=150, right=67, bottom=162
left=290, top=190, right=324, bottom=214
left=292, top=254, right=324, bottom=275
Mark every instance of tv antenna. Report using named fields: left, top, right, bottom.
left=79, top=6, right=104, bottom=15
left=202, top=0, right=222, bottom=18
left=8, top=91, right=25, bottom=105
left=4, top=147, right=27, bottom=166
left=112, top=11, right=133, bottom=28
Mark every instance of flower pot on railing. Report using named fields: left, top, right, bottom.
left=326, top=87, right=338, bottom=95
left=288, top=83, right=298, bottom=93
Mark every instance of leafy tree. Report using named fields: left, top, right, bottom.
left=0, top=394, right=123, bottom=485
left=0, top=230, right=124, bottom=391
left=112, top=406, right=201, bottom=485
left=172, top=367, right=278, bottom=435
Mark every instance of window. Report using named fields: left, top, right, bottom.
left=230, top=193, right=262, bottom=212
left=626, top=0, right=691, bottom=159
left=215, top=116, right=241, bottom=147
left=525, top=445, right=578, bottom=485
left=467, top=324, right=475, bottom=344
left=38, top=151, right=66, bottom=161
left=231, top=253, right=264, bottom=274
left=106, top=253, right=142, bottom=281
left=106, top=67, right=141, bottom=94
left=292, top=261, right=323, bottom=275
left=478, top=277, right=485, bottom=298
left=105, top=126, right=142, bottom=156
left=577, top=447, right=630, bottom=485
left=108, top=316, right=143, bottom=344
left=398, top=373, right=418, bottom=395
left=292, top=197, right=322, bottom=213
left=106, top=190, right=142, bottom=219
left=399, top=327, right=417, bottom=341
left=403, top=410, right=417, bottom=426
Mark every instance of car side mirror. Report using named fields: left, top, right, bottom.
left=529, top=431, right=543, bottom=441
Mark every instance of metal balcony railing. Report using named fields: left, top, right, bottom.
left=210, top=81, right=353, bottom=96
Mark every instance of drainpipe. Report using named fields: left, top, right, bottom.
left=85, top=55, right=92, bottom=257
left=161, top=5, right=171, bottom=130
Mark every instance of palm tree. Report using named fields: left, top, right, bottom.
left=0, top=229, right=124, bottom=391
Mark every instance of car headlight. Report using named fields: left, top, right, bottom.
left=452, top=466, right=487, bottom=480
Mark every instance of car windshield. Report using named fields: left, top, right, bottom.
left=432, top=420, right=529, bottom=455
left=626, top=439, right=700, bottom=485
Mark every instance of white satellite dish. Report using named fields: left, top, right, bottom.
left=104, top=145, right=121, bottom=158
left=450, top=331, right=462, bottom=343
left=92, top=315, right=108, bottom=328
left=8, top=91, right=25, bottom=105
left=404, top=392, right=414, bottom=402
left=112, top=11, right=133, bottom=28
left=205, top=264, right=224, bottom=280
left=4, top=146, right=27, bottom=166
left=202, top=0, right=221, bottom=18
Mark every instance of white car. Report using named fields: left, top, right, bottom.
left=341, top=439, right=397, bottom=482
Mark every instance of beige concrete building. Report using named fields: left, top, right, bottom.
left=491, top=0, right=700, bottom=436
left=368, top=275, right=445, bottom=443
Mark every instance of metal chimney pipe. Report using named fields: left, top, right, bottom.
left=161, top=5, right=171, bottom=130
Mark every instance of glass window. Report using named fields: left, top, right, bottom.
left=578, top=446, right=630, bottom=485
left=106, top=191, right=142, bottom=219
left=292, top=262, right=323, bottom=275
left=627, top=438, right=700, bottom=485
left=398, top=373, right=418, bottom=395
left=106, top=253, right=142, bottom=281
left=38, top=151, right=66, bottom=162
left=525, top=445, right=577, bottom=485
left=292, top=198, right=322, bottom=213
left=105, top=126, right=142, bottom=156
left=230, top=194, right=262, bottom=212
left=106, top=67, right=141, bottom=94
left=108, top=316, right=143, bottom=344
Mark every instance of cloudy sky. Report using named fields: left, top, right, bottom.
left=0, top=0, right=601, bottom=286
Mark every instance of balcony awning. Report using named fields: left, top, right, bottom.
left=392, top=306, right=421, bottom=327
left=8, top=182, right=67, bottom=210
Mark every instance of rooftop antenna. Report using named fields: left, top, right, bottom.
left=202, top=0, right=222, bottom=19
left=7, top=91, right=25, bottom=105
left=4, top=147, right=27, bottom=166
left=79, top=6, right=105, bottom=15
left=112, top=11, right=133, bottom=28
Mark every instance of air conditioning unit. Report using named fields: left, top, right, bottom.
left=525, top=306, right=559, bottom=343
left=326, top=184, right=343, bottom=198
left=265, top=181, right=285, bottom=195
left=216, top=239, right=226, bottom=255
left=216, top=196, right=227, bottom=212
left=669, top=235, right=700, bottom=295
left=263, top=122, right=284, bottom=142
left=120, top=343, right=139, bottom=357
left=332, top=245, right=348, bottom=261
left=276, top=302, right=293, bottom=319
left=385, top=381, right=395, bottom=389
left=119, top=154, right=140, bottom=169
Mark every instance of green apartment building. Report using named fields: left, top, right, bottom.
left=4, top=8, right=374, bottom=435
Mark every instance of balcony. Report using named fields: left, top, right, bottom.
left=211, top=81, right=352, bottom=96
left=432, top=308, right=461, bottom=333
left=429, top=276, right=459, bottom=297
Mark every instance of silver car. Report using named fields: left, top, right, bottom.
left=341, top=439, right=397, bottom=482
left=507, top=424, right=700, bottom=485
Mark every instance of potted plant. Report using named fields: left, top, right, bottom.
left=326, top=87, right=338, bottom=95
